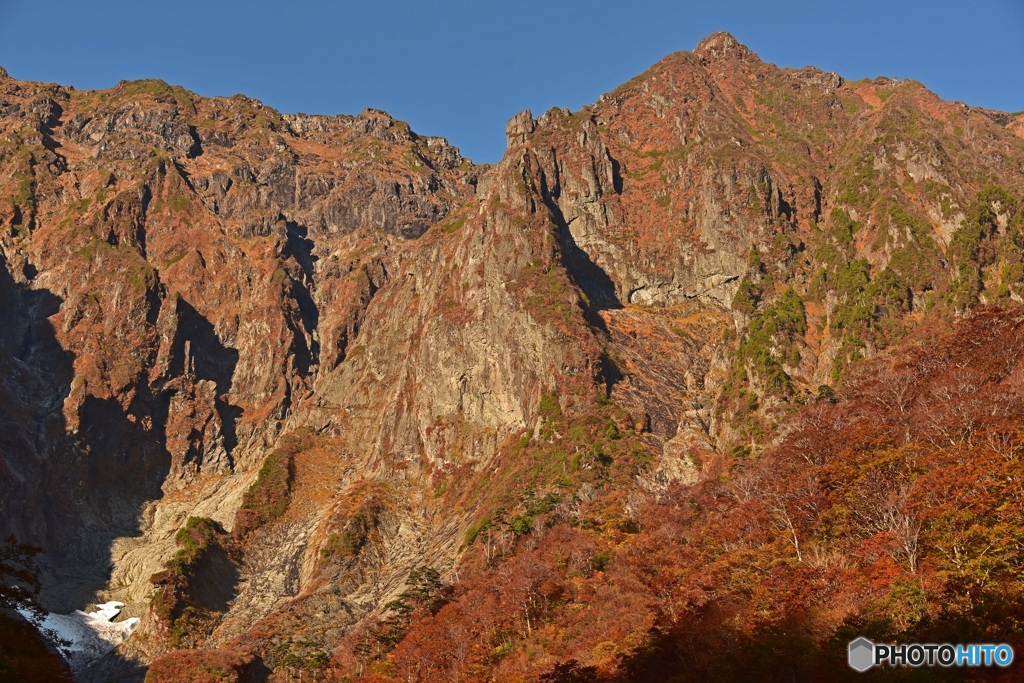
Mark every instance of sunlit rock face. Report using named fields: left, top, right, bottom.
left=2, top=30, right=1024, bottom=682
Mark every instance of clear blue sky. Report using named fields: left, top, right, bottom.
left=1, top=1, right=1021, bottom=164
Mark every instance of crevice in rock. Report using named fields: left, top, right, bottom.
left=284, top=219, right=316, bottom=284
left=185, top=124, right=203, bottom=158
left=170, top=297, right=241, bottom=458
left=288, top=278, right=320, bottom=377
left=609, top=153, right=624, bottom=195
left=283, top=219, right=321, bottom=376
left=548, top=203, right=622, bottom=311
left=137, top=184, right=152, bottom=260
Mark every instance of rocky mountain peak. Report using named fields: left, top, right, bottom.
left=0, top=65, right=8, bottom=80
left=693, top=31, right=757, bottom=64
left=352, top=107, right=400, bottom=138
left=505, top=108, right=536, bottom=148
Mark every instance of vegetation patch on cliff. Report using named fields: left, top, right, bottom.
left=232, top=430, right=312, bottom=541
left=150, top=517, right=239, bottom=648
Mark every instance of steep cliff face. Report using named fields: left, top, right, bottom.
left=2, top=33, right=1024, bottom=682
left=0, top=60, right=603, bottom=680
left=500, top=31, right=1024, bottom=453
left=0, top=70, right=477, bottom=621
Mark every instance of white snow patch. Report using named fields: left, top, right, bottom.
left=18, top=600, right=139, bottom=669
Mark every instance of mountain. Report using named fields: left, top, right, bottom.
left=1, top=33, right=1023, bottom=682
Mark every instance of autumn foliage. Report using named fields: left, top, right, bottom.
left=150, top=517, right=238, bottom=648
left=321, top=307, right=1024, bottom=681
left=233, top=431, right=309, bottom=541
left=145, top=648, right=256, bottom=683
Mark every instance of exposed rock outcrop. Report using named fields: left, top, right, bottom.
left=1, top=32, right=1024, bottom=680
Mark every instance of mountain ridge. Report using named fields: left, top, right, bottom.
left=1, top=33, right=1024, bottom=682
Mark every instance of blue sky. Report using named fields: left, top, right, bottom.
left=1, top=1, right=1021, bottom=163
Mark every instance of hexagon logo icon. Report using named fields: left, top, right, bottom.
left=848, top=637, right=875, bottom=672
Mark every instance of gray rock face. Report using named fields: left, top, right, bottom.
left=694, top=31, right=756, bottom=64
left=308, top=157, right=580, bottom=473
left=64, top=102, right=201, bottom=159
left=524, top=115, right=760, bottom=313
left=0, top=71, right=479, bottom=635
left=506, top=109, right=536, bottom=148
